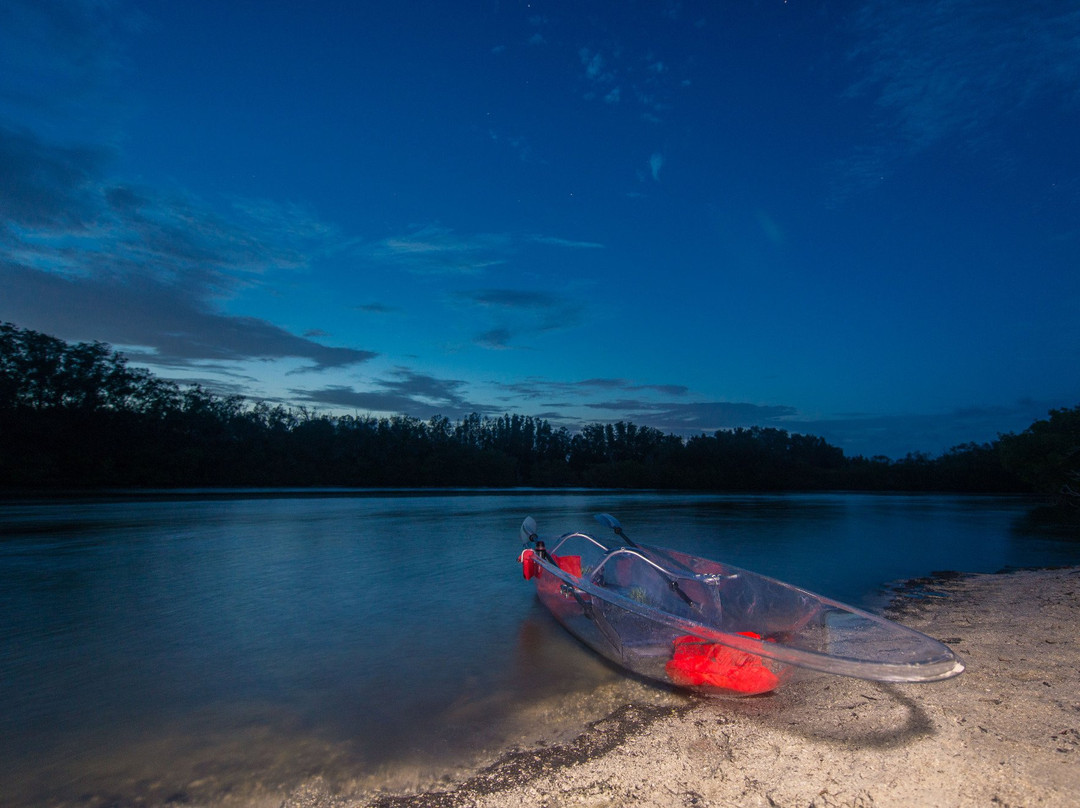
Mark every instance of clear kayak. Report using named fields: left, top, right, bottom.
left=518, top=514, right=964, bottom=696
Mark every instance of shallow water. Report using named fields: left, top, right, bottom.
left=0, top=490, right=1075, bottom=806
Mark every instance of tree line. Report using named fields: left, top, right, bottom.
left=2, top=323, right=1077, bottom=498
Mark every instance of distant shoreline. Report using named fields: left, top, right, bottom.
left=0, top=485, right=1048, bottom=500
left=7, top=324, right=1059, bottom=494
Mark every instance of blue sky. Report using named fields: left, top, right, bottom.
left=2, top=0, right=1078, bottom=459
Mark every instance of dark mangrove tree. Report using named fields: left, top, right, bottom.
left=0, top=323, right=1057, bottom=493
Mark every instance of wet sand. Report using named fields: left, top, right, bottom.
left=290, top=567, right=1080, bottom=808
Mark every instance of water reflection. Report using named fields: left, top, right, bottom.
left=0, top=491, right=1076, bottom=806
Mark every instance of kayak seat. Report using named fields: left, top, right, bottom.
left=553, top=554, right=582, bottom=578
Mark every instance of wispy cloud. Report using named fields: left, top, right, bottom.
left=576, top=400, right=798, bottom=433
left=0, top=125, right=106, bottom=230
left=851, top=1, right=1080, bottom=143
left=487, top=128, right=536, bottom=163
left=485, top=372, right=1047, bottom=457
left=576, top=378, right=633, bottom=390
left=649, top=152, right=664, bottom=181
left=368, top=226, right=603, bottom=276
left=526, top=14, right=548, bottom=47
left=781, top=400, right=1064, bottom=459
left=292, top=372, right=1054, bottom=458
left=493, top=376, right=804, bottom=440
left=1, top=260, right=375, bottom=370
left=463, top=289, right=564, bottom=309
left=357, top=302, right=399, bottom=314
left=0, top=125, right=375, bottom=371
left=475, top=328, right=513, bottom=350
left=367, top=225, right=512, bottom=275
left=834, top=0, right=1080, bottom=201
left=295, top=369, right=496, bottom=420
left=498, top=376, right=690, bottom=402
left=587, top=398, right=1045, bottom=458
left=528, top=234, right=604, bottom=249
left=574, top=17, right=689, bottom=122
left=579, top=48, right=612, bottom=85
left=456, top=287, right=584, bottom=349
left=641, top=383, right=690, bottom=397
left=0, top=0, right=138, bottom=137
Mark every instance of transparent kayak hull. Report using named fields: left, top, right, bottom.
left=519, top=516, right=964, bottom=697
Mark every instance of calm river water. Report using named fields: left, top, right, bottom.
left=1, top=490, right=1076, bottom=806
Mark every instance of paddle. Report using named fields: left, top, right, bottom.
left=593, top=512, right=639, bottom=548
left=519, top=516, right=551, bottom=561
left=593, top=513, right=696, bottom=608
left=519, top=515, right=538, bottom=544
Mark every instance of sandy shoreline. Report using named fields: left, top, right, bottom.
left=289, top=566, right=1080, bottom=808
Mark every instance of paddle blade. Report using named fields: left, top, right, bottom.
left=594, top=513, right=621, bottom=531
left=595, top=512, right=636, bottom=545
left=520, top=516, right=538, bottom=545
